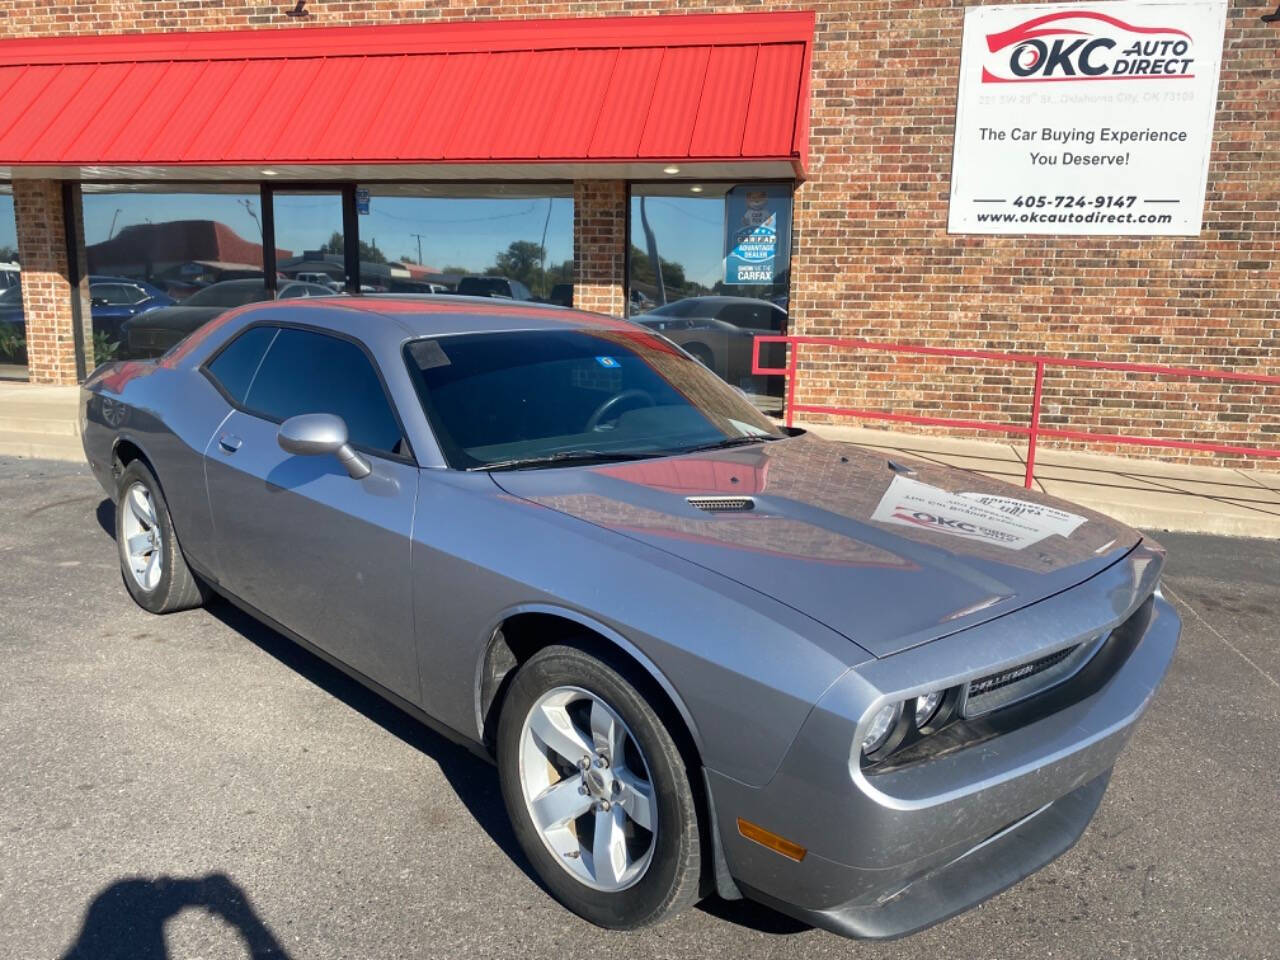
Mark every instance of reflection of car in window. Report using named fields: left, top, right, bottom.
left=92, top=283, right=148, bottom=306
left=88, top=276, right=178, bottom=341
left=278, top=281, right=338, bottom=300
left=0, top=283, right=23, bottom=322
left=456, top=276, right=535, bottom=301
left=389, top=280, right=450, bottom=295
left=121, top=279, right=334, bottom=358
left=634, top=296, right=787, bottom=393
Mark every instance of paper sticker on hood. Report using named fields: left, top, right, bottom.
left=872, top=475, right=1087, bottom=550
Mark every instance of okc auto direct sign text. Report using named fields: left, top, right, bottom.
left=982, top=10, right=1196, bottom=82
left=948, top=1, right=1226, bottom=236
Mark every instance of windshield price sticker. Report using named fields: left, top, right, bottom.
left=948, top=1, right=1227, bottom=236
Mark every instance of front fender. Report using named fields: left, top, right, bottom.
left=473, top=600, right=709, bottom=760
left=411, top=470, right=867, bottom=787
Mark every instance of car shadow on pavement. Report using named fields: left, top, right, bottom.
left=94, top=497, right=811, bottom=939
left=61, top=873, right=291, bottom=959
left=94, top=496, right=530, bottom=881
left=206, top=595, right=533, bottom=875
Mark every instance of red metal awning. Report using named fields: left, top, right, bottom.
left=0, top=12, right=813, bottom=176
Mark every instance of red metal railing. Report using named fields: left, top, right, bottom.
left=751, top=335, right=1280, bottom=489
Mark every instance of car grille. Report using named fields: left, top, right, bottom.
left=962, top=634, right=1106, bottom=718
left=686, top=496, right=755, bottom=513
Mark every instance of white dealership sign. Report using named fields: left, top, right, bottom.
left=948, top=0, right=1227, bottom=235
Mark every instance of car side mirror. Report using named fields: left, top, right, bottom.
left=277, top=413, right=371, bottom=479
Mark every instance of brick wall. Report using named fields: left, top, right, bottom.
left=13, top=181, right=91, bottom=384
left=573, top=180, right=627, bottom=317
left=1, top=0, right=1276, bottom=465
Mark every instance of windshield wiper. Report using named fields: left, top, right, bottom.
left=677, top=435, right=782, bottom=455
left=473, top=449, right=663, bottom=472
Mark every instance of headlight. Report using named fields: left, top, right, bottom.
left=860, top=702, right=900, bottom=755
left=858, top=685, right=961, bottom=765
left=914, top=690, right=943, bottom=727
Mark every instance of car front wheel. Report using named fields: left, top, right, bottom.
left=497, top=644, right=702, bottom=929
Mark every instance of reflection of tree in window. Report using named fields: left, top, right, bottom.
left=365, top=192, right=573, bottom=298
left=319, top=231, right=387, bottom=264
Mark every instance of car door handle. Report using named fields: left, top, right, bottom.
left=218, top=434, right=242, bottom=453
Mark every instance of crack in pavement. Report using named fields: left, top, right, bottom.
left=1161, top=582, right=1280, bottom=691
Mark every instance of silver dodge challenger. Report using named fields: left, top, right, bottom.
left=80, top=297, right=1180, bottom=939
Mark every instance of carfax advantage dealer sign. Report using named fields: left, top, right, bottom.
left=948, top=0, right=1227, bottom=235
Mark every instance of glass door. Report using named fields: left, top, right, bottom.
left=264, top=185, right=359, bottom=297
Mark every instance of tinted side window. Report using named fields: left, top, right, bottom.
left=246, top=328, right=403, bottom=456
left=206, top=325, right=278, bottom=405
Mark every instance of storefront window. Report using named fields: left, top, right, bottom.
left=364, top=185, right=573, bottom=302
left=628, top=183, right=793, bottom=413
left=274, top=190, right=350, bottom=292
left=0, top=186, right=24, bottom=380
left=82, top=185, right=268, bottom=361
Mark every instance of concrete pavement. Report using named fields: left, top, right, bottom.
left=1, top=456, right=1278, bottom=959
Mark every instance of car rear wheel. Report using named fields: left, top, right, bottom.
left=115, top=459, right=206, bottom=614
left=497, top=644, right=701, bottom=929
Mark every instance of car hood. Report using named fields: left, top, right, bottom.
left=491, top=433, right=1142, bottom=658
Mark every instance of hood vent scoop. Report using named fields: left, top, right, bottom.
left=687, top=496, right=755, bottom=513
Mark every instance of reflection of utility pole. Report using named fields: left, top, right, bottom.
left=239, top=199, right=262, bottom=241
left=107, top=208, right=123, bottom=240
left=410, top=233, right=425, bottom=266
left=538, top=197, right=553, bottom=295
left=639, top=196, right=666, bottom=307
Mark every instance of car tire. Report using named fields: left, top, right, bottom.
left=497, top=644, right=702, bottom=930
left=115, top=459, right=207, bottom=614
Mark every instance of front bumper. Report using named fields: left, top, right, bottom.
left=708, top=545, right=1180, bottom=939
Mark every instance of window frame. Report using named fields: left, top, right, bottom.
left=201, top=319, right=418, bottom=467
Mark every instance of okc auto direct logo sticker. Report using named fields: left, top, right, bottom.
left=982, top=10, right=1195, bottom=83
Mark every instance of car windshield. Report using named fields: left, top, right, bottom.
left=404, top=328, right=784, bottom=470
left=184, top=282, right=269, bottom=309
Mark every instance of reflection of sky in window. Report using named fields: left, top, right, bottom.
left=365, top=196, right=572, bottom=272
left=0, top=195, right=17, bottom=255
left=84, top=192, right=264, bottom=249
left=81, top=192, right=572, bottom=274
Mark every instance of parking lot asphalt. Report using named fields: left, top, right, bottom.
left=1, top=455, right=1277, bottom=960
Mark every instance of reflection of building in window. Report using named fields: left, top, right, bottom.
left=86, top=220, right=287, bottom=294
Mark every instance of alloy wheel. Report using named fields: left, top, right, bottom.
left=517, top=685, right=659, bottom=892
left=121, top=481, right=163, bottom=591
